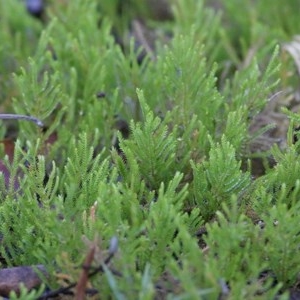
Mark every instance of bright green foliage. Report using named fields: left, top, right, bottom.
left=116, top=89, right=178, bottom=190
left=220, top=49, right=280, bottom=153
left=252, top=143, right=300, bottom=211
left=204, top=200, right=283, bottom=299
left=12, top=56, right=65, bottom=143
left=144, top=173, right=189, bottom=271
left=192, top=136, right=251, bottom=220
left=9, top=283, right=45, bottom=300
left=168, top=224, right=212, bottom=299
left=260, top=202, right=300, bottom=286
left=222, top=107, right=248, bottom=152
left=222, top=48, right=280, bottom=116
left=270, top=146, right=300, bottom=207
left=0, top=1, right=42, bottom=103
left=161, top=37, right=222, bottom=132
left=61, top=132, right=111, bottom=210
left=1, top=0, right=300, bottom=299
left=173, top=0, right=221, bottom=63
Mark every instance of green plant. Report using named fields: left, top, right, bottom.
left=192, top=136, right=251, bottom=220
left=1, top=0, right=300, bottom=299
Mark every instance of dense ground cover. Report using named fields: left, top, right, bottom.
left=1, top=0, right=300, bottom=299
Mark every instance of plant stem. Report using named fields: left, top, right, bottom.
left=0, top=114, right=44, bottom=127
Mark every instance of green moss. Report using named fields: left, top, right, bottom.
left=0, top=0, right=298, bottom=298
